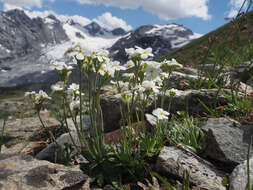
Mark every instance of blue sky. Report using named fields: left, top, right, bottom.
left=0, top=0, right=251, bottom=34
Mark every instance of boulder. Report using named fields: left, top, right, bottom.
left=35, top=132, right=81, bottom=163
left=155, top=146, right=226, bottom=190
left=232, top=61, right=253, bottom=84
left=0, top=154, right=89, bottom=190
left=35, top=115, right=91, bottom=163
left=202, top=118, right=253, bottom=170
left=229, top=157, right=253, bottom=190
left=100, top=88, right=239, bottom=132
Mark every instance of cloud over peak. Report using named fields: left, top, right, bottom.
left=93, top=12, right=133, bottom=31
left=1, top=0, right=42, bottom=10
left=76, top=0, right=211, bottom=20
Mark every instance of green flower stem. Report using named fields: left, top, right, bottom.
left=37, top=111, right=57, bottom=144
left=0, top=118, right=7, bottom=153
left=63, top=96, right=80, bottom=152
left=79, top=65, right=84, bottom=140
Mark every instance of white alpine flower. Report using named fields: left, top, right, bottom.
left=25, top=91, right=35, bottom=97
left=162, top=58, right=183, bottom=68
left=112, top=61, right=126, bottom=71
left=117, top=91, right=133, bottom=104
left=98, top=63, right=107, bottom=76
left=53, top=62, right=73, bottom=71
left=144, top=61, right=162, bottom=80
left=125, top=47, right=136, bottom=58
left=160, top=72, right=169, bottom=79
left=75, top=47, right=84, bottom=60
left=68, top=83, right=79, bottom=94
left=124, top=60, right=135, bottom=69
left=152, top=108, right=170, bottom=120
left=70, top=100, right=80, bottom=111
left=140, top=80, right=160, bottom=94
left=92, top=50, right=109, bottom=62
left=125, top=46, right=153, bottom=59
left=35, top=90, right=51, bottom=101
left=122, top=73, right=134, bottom=79
left=135, top=46, right=153, bottom=60
left=53, top=62, right=66, bottom=71
left=51, top=82, right=64, bottom=92
left=165, top=88, right=181, bottom=96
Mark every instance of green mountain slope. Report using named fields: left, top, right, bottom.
left=159, top=11, right=253, bottom=67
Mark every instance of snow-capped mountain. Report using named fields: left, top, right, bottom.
left=0, top=9, right=125, bottom=89
left=109, top=24, right=202, bottom=62
left=0, top=9, right=201, bottom=90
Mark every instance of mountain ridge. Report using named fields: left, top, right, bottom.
left=0, top=9, right=201, bottom=90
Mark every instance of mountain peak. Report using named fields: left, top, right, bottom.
left=109, top=23, right=197, bottom=62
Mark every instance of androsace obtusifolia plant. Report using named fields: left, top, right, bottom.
left=25, top=44, right=200, bottom=188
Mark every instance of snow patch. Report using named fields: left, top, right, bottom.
left=63, top=23, right=121, bottom=51
left=171, top=32, right=202, bottom=49
left=44, top=17, right=56, bottom=24
left=146, top=24, right=187, bottom=35
left=0, top=44, right=11, bottom=53
left=190, top=33, right=203, bottom=39
left=43, top=23, right=121, bottom=62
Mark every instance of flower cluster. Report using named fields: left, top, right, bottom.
left=113, top=46, right=181, bottom=106
left=25, top=90, right=51, bottom=111
left=125, top=46, right=153, bottom=59
left=53, top=62, right=73, bottom=82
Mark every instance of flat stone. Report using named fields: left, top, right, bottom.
left=1, top=116, right=61, bottom=147
left=155, top=146, right=226, bottom=190
left=0, top=154, right=89, bottom=190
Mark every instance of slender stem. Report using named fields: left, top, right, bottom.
left=79, top=66, right=83, bottom=139
left=37, top=111, right=57, bottom=144
left=0, top=118, right=6, bottom=153
left=63, top=95, right=80, bottom=151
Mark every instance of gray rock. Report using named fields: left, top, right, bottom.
left=1, top=116, right=61, bottom=147
left=155, top=146, right=226, bottom=190
left=35, top=115, right=91, bottom=163
left=167, top=71, right=200, bottom=90
left=101, top=88, right=238, bottom=132
left=35, top=132, right=80, bottom=163
left=66, top=115, right=91, bottom=132
left=202, top=118, right=253, bottom=169
left=229, top=157, right=253, bottom=190
left=0, top=154, right=89, bottom=190
left=233, top=61, right=253, bottom=84
left=145, top=113, right=157, bottom=127
left=157, top=88, right=236, bottom=115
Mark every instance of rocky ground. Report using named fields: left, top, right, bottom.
left=0, top=61, right=253, bottom=190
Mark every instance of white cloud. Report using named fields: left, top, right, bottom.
left=93, top=12, right=132, bottom=31
left=0, top=0, right=42, bottom=9
left=3, top=3, right=23, bottom=11
left=19, top=9, right=132, bottom=31
left=227, top=0, right=248, bottom=18
left=76, top=0, right=211, bottom=20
